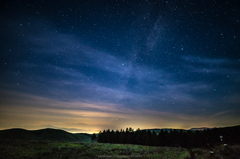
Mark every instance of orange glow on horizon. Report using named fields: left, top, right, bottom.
left=0, top=91, right=239, bottom=134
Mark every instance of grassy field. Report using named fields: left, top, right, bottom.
left=1, top=139, right=240, bottom=159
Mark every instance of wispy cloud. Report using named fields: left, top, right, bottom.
left=1, top=91, right=239, bottom=132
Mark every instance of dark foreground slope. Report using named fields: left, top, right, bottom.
left=0, top=128, right=91, bottom=142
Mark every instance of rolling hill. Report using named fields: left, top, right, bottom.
left=0, top=128, right=91, bottom=142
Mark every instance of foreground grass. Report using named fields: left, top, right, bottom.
left=0, top=139, right=240, bottom=159
left=190, top=145, right=240, bottom=159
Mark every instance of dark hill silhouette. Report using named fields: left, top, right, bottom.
left=0, top=128, right=91, bottom=142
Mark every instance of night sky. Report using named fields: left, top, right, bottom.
left=1, top=0, right=240, bottom=133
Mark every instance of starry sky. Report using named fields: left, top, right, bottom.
left=0, top=0, right=240, bottom=133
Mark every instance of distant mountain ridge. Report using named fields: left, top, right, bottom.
left=142, top=125, right=240, bottom=133
left=141, top=128, right=187, bottom=134
left=189, top=127, right=212, bottom=131
left=0, top=128, right=91, bottom=142
left=142, top=127, right=207, bottom=133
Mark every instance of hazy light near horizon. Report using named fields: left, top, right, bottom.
left=0, top=91, right=238, bottom=133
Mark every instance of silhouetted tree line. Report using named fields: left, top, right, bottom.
left=97, top=126, right=240, bottom=148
